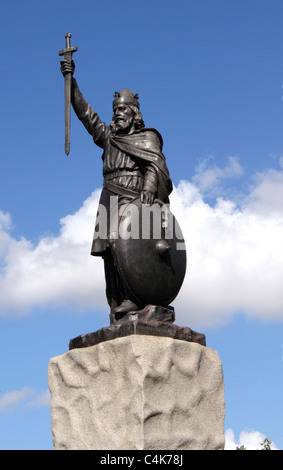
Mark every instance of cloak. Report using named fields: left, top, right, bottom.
left=109, top=127, right=173, bottom=202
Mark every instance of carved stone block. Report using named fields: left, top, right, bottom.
left=48, top=336, right=225, bottom=450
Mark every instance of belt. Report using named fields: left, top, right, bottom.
left=103, top=181, right=139, bottom=199
left=104, top=169, right=143, bottom=182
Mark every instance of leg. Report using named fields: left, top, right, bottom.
left=103, top=247, right=139, bottom=324
left=103, top=248, right=125, bottom=315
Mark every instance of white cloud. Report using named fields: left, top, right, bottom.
left=192, top=155, right=244, bottom=195
left=0, top=189, right=106, bottom=315
left=224, top=428, right=278, bottom=450
left=0, top=159, right=283, bottom=328
left=243, top=168, right=283, bottom=216
left=171, top=170, right=283, bottom=327
left=0, top=387, right=50, bottom=412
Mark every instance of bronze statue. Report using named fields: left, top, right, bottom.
left=59, top=35, right=186, bottom=327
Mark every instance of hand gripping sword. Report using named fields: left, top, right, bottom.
left=59, top=33, right=78, bottom=156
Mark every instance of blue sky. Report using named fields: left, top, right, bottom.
left=0, top=0, right=282, bottom=450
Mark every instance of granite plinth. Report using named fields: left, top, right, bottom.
left=49, top=336, right=225, bottom=450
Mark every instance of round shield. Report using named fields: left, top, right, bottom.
left=114, top=198, right=186, bottom=306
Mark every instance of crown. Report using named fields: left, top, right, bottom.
left=113, top=89, right=140, bottom=109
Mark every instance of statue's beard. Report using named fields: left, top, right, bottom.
left=114, top=117, right=134, bottom=134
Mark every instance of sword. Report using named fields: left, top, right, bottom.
left=59, top=33, right=77, bottom=156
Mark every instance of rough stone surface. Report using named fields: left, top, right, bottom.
left=48, top=336, right=225, bottom=450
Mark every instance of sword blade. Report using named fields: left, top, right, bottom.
left=64, top=72, right=72, bottom=156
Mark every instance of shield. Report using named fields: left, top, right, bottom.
left=114, top=198, right=186, bottom=306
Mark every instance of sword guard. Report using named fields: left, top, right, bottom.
left=58, top=46, right=78, bottom=57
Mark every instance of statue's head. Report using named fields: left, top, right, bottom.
left=110, top=89, right=145, bottom=134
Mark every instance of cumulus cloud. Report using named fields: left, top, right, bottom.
left=192, top=155, right=244, bottom=195
left=0, top=189, right=106, bottom=315
left=171, top=168, right=283, bottom=327
left=224, top=428, right=278, bottom=450
left=0, top=158, right=283, bottom=328
left=243, top=168, right=283, bottom=216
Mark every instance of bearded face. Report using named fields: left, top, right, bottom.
left=112, top=104, right=135, bottom=134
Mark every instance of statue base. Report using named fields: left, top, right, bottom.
left=69, top=305, right=206, bottom=350
left=110, top=304, right=176, bottom=325
left=49, top=336, right=225, bottom=450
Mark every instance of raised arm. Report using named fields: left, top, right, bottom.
left=60, top=59, right=107, bottom=148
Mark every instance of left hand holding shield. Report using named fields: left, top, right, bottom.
left=140, top=190, right=155, bottom=206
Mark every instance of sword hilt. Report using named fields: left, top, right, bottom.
left=65, top=32, right=71, bottom=48
left=58, top=32, right=78, bottom=60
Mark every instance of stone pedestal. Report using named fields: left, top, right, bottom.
left=48, top=335, right=225, bottom=450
